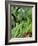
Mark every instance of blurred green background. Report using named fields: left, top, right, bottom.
left=10, top=6, right=32, bottom=38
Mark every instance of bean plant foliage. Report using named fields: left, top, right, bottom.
left=10, top=6, right=32, bottom=38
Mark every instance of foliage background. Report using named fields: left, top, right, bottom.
left=10, top=6, right=32, bottom=38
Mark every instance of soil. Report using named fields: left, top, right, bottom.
left=23, top=32, right=32, bottom=37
